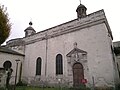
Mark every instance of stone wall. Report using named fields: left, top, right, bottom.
left=0, top=52, right=24, bottom=85
left=21, top=75, right=70, bottom=87
left=23, top=23, right=115, bottom=87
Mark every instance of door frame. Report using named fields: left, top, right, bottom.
left=73, top=62, right=84, bottom=87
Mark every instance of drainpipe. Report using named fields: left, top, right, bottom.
left=45, top=33, right=48, bottom=76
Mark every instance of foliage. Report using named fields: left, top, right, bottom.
left=69, top=85, right=90, bottom=90
left=0, top=87, right=5, bottom=90
left=0, top=85, right=13, bottom=90
left=14, top=86, right=90, bottom=90
left=0, top=5, right=11, bottom=45
left=6, top=68, right=13, bottom=89
left=116, top=83, right=120, bottom=90
left=95, top=86, right=114, bottom=90
left=8, top=85, right=14, bottom=90
left=16, top=86, right=58, bottom=90
left=16, top=81, right=27, bottom=86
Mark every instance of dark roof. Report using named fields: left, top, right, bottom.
left=0, top=46, right=25, bottom=56
left=25, top=26, right=35, bottom=31
left=76, top=4, right=87, bottom=11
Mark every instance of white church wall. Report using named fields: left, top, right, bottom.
left=47, top=23, right=114, bottom=87
left=0, top=52, right=24, bottom=84
left=83, top=24, right=115, bottom=87
left=23, top=40, right=47, bottom=84
left=23, top=21, right=115, bottom=87
left=21, top=10, right=117, bottom=87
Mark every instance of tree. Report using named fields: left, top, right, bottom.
left=0, top=5, right=11, bottom=45
left=6, top=68, right=13, bottom=89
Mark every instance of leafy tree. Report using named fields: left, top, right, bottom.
left=0, top=5, right=11, bottom=45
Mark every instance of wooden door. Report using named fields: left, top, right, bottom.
left=73, top=63, right=84, bottom=87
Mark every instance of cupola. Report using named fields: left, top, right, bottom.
left=24, top=21, right=36, bottom=37
left=76, top=3, right=87, bottom=18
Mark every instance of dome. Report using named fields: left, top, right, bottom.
left=25, top=21, right=35, bottom=31
left=76, top=4, right=87, bottom=12
left=25, top=26, right=35, bottom=31
left=76, top=4, right=87, bottom=18
left=24, top=21, right=36, bottom=37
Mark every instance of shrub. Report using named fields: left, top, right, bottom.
left=68, top=84, right=90, bottom=90
left=16, top=81, right=27, bottom=86
left=0, top=87, right=5, bottom=90
left=95, top=86, right=114, bottom=90
left=116, top=83, right=120, bottom=90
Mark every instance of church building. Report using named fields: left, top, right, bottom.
left=0, top=3, right=119, bottom=88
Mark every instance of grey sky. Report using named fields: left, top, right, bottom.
left=0, top=0, right=120, bottom=43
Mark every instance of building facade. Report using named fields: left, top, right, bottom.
left=0, top=46, right=24, bottom=87
left=0, top=3, right=119, bottom=88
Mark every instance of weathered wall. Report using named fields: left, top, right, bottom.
left=23, top=23, right=115, bottom=87
left=0, top=52, right=24, bottom=84
left=8, top=9, right=116, bottom=87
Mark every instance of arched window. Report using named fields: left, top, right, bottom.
left=56, top=54, right=63, bottom=75
left=3, top=61, right=12, bottom=70
left=36, top=57, right=42, bottom=75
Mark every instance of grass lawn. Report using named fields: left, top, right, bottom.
left=16, top=86, right=64, bottom=90
left=0, top=86, right=66, bottom=90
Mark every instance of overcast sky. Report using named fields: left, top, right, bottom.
left=0, top=0, right=120, bottom=44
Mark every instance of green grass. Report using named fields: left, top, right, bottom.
left=2, top=85, right=90, bottom=90
left=16, top=86, right=62, bottom=90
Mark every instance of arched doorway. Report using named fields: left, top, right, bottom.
left=73, top=63, right=84, bottom=87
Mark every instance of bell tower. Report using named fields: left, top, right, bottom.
left=24, top=21, right=36, bottom=37
left=76, top=1, right=87, bottom=18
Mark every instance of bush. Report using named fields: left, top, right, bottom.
left=95, top=87, right=114, bottom=90
left=116, top=83, right=120, bottom=90
left=16, top=81, right=27, bottom=86
left=0, top=87, right=5, bottom=90
left=69, top=84, right=90, bottom=90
